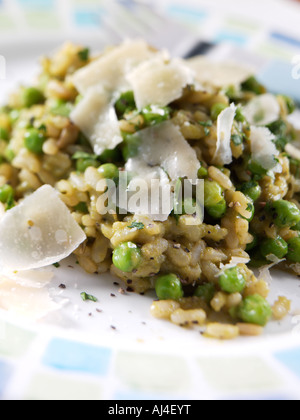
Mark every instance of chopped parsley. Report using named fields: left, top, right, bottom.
left=128, top=221, right=145, bottom=230
left=231, top=133, right=244, bottom=146
left=80, top=292, right=98, bottom=302
left=198, top=120, right=213, bottom=136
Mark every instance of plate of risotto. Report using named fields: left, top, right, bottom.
left=0, top=38, right=300, bottom=347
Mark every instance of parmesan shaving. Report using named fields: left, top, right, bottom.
left=249, top=126, right=279, bottom=170
left=0, top=275, right=59, bottom=320
left=285, top=143, right=300, bottom=161
left=0, top=185, right=86, bottom=270
left=243, top=93, right=280, bottom=126
left=187, top=56, right=253, bottom=88
left=71, top=39, right=155, bottom=95
left=131, top=120, right=200, bottom=182
left=127, top=55, right=195, bottom=109
left=71, top=87, right=122, bottom=155
left=213, top=103, right=236, bottom=166
left=120, top=121, right=200, bottom=221
left=258, top=258, right=285, bottom=284
left=125, top=158, right=174, bottom=222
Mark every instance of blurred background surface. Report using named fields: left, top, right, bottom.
left=0, top=0, right=299, bottom=56
left=1, top=0, right=300, bottom=105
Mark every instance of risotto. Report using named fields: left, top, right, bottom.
left=0, top=40, right=299, bottom=339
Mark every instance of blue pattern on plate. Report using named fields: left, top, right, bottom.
left=271, top=32, right=300, bottom=49
left=42, top=338, right=112, bottom=375
left=214, top=30, right=248, bottom=46
left=73, top=9, right=103, bottom=27
left=0, top=360, right=13, bottom=397
left=274, top=347, right=300, bottom=379
left=16, top=0, right=54, bottom=9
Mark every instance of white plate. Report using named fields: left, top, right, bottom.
left=1, top=38, right=300, bottom=401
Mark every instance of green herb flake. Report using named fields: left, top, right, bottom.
left=78, top=48, right=90, bottom=61
left=53, top=262, right=60, bottom=268
left=198, top=120, right=213, bottom=128
left=198, top=120, right=213, bottom=136
left=128, top=221, right=145, bottom=230
left=231, top=133, right=244, bottom=146
left=80, top=292, right=98, bottom=302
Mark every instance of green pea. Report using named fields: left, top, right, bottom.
left=206, top=199, right=227, bottom=219
left=241, top=181, right=262, bottom=202
left=204, top=180, right=223, bottom=207
left=50, top=100, right=73, bottom=117
left=204, top=179, right=226, bottom=219
left=76, top=158, right=99, bottom=173
left=198, top=166, right=208, bottom=178
left=0, top=127, right=9, bottom=142
left=194, top=283, right=215, bottom=303
left=241, top=76, right=266, bottom=95
left=267, top=200, right=300, bottom=228
left=141, top=105, right=171, bottom=126
left=98, top=163, right=119, bottom=179
left=22, top=87, right=44, bottom=108
left=24, top=128, right=46, bottom=154
left=248, top=159, right=268, bottom=177
left=0, top=184, right=14, bottom=205
left=122, top=133, right=140, bottom=161
left=155, top=274, right=184, bottom=300
left=112, top=242, right=142, bottom=273
left=260, top=236, right=288, bottom=260
left=235, top=107, right=246, bottom=123
left=211, top=103, right=227, bottom=120
left=237, top=294, right=272, bottom=326
left=99, top=148, right=122, bottom=163
left=287, top=237, right=300, bottom=263
left=219, top=266, right=246, bottom=294
left=115, top=91, right=136, bottom=117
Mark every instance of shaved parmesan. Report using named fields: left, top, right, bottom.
left=243, top=93, right=280, bottom=126
left=0, top=185, right=86, bottom=271
left=187, top=56, right=253, bottom=88
left=71, top=87, right=123, bottom=155
left=0, top=275, right=59, bottom=320
left=249, top=126, right=279, bottom=170
left=72, top=39, right=155, bottom=95
left=213, top=103, right=236, bottom=166
left=127, top=55, right=194, bottom=109
left=131, top=121, right=200, bottom=182
left=118, top=121, right=200, bottom=221
left=125, top=158, right=174, bottom=222
left=285, top=143, right=300, bottom=161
